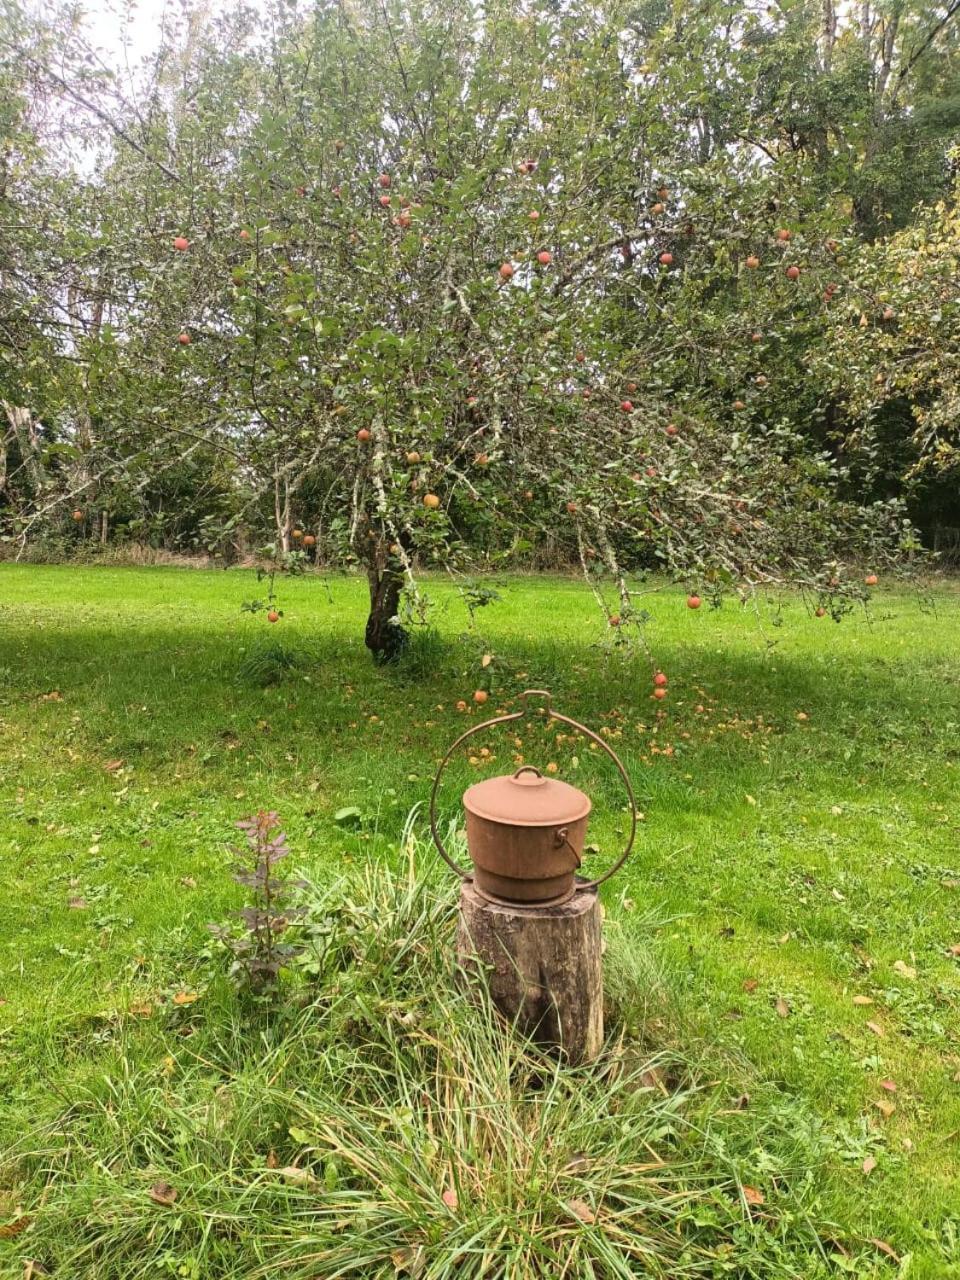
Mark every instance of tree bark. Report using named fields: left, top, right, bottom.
left=456, top=880, right=603, bottom=1064
left=364, top=561, right=407, bottom=661
left=274, top=472, right=290, bottom=554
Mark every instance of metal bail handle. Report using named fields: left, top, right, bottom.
left=428, top=689, right=639, bottom=893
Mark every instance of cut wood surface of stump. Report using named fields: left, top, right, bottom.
left=456, top=879, right=603, bottom=1063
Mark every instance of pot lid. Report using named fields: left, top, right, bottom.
left=464, top=766, right=591, bottom=827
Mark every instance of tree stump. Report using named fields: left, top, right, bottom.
left=455, top=880, right=603, bottom=1063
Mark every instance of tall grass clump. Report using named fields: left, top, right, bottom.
left=2, top=823, right=844, bottom=1279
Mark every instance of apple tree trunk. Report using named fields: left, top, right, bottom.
left=365, top=563, right=407, bottom=662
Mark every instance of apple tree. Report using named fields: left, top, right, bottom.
left=6, top=0, right=924, bottom=652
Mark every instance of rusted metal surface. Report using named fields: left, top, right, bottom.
left=429, top=690, right=637, bottom=905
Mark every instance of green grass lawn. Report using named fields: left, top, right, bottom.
left=1, top=562, right=959, bottom=1277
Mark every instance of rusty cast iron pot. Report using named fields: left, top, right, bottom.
left=463, top=764, right=591, bottom=904
left=430, top=690, right=637, bottom=907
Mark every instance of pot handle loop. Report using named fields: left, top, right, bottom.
left=547, top=711, right=638, bottom=893
left=428, top=690, right=638, bottom=892
left=428, top=706, right=525, bottom=880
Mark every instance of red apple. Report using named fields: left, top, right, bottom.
left=356, top=428, right=371, bottom=442
left=178, top=332, right=191, bottom=345
left=609, top=614, right=621, bottom=627
left=732, top=399, right=746, bottom=411
left=378, top=173, right=391, bottom=188
left=776, top=228, right=792, bottom=242
left=653, top=671, right=668, bottom=687
left=379, top=194, right=391, bottom=208
left=785, top=264, right=800, bottom=280
left=239, top=229, right=251, bottom=241
left=745, top=255, right=760, bottom=269
left=423, top=493, right=441, bottom=509
left=267, top=610, right=280, bottom=623
left=302, top=534, right=316, bottom=547
left=566, top=501, right=578, bottom=514
left=665, top=423, right=678, bottom=436
left=71, top=509, right=84, bottom=522
left=864, top=573, right=878, bottom=586
left=537, top=250, right=552, bottom=265
left=659, top=251, right=673, bottom=265
left=173, top=236, right=189, bottom=251
left=815, top=606, right=826, bottom=617
left=651, top=201, right=665, bottom=215
left=499, top=262, right=514, bottom=280
left=652, top=687, right=667, bottom=700
left=528, top=209, right=540, bottom=221
left=687, top=594, right=701, bottom=609
left=620, top=400, right=634, bottom=413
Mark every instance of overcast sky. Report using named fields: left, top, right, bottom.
left=31, top=0, right=256, bottom=81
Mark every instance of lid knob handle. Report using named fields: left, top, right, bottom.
left=511, top=765, right=545, bottom=784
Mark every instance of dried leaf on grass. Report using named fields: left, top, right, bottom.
left=149, top=1182, right=177, bottom=1207
left=0, top=1216, right=31, bottom=1239
left=566, top=1198, right=597, bottom=1225
left=868, top=1239, right=900, bottom=1261
left=391, top=1246, right=425, bottom=1276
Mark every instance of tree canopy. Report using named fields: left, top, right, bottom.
left=2, top=0, right=958, bottom=652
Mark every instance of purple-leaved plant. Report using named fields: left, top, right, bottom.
left=210, top=811, right=306, bottom=994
